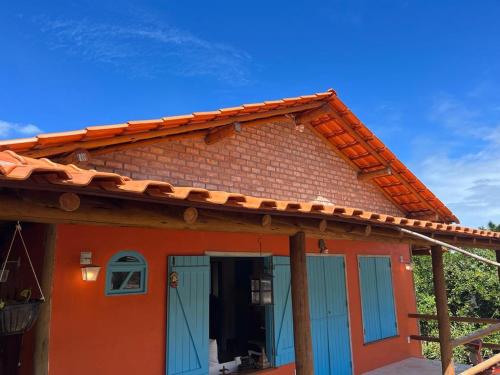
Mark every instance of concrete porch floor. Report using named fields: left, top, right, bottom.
left=363, top=357, right=471, bottom=375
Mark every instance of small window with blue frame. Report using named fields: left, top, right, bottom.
left=106, top=251, right=147, bottom=295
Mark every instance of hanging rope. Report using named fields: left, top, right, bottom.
left=0, top=222, right=45, bottom=301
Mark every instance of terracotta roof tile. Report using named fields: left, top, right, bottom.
left=0, top=89, right=459, bottom=223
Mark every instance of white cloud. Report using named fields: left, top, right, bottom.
left=36, top=17, right=252, bottom=84
left=0, top=120, right=42, bottom=139
left=412, top=89, right=500, bottom=227
left=415, top=149, right=500, bottom=227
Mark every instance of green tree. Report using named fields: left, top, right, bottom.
left=413, top=223, right=500, bottom=364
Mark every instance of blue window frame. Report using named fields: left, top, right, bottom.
left=358, top=256, right=398, bottom=343
left=106, top=251, right=147, bottom=296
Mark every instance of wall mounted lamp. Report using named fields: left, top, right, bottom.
left=80, top=251, right=101, bottom=281
left=399, top=255, right=414, bottom=271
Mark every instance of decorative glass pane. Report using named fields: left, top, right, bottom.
left=123, top=271, right=141, bottom=289
left=117, top=256, right=139, bottom=263
left=251, top=279, right=260, bottom=291
left=111, top=271, right=130, bottom=290
left=261, top=291, right=273, bottom=305
left=261, top=279, right=272, bottom=291
left=251, top=291, right=260, bottom=304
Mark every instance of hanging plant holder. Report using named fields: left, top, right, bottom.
left=0, top=300, right=42, bottom=336
left=0, top=222, right=45, bottom=336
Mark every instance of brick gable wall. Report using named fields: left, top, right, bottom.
left=90, top=121, right=403, bottom=216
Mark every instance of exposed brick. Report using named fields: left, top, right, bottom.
left=90, top=121, right=403, bottom=216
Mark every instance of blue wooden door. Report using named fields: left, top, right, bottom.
left=307, top=256, right=352, bottom=375
left=270, top=256, right=295, bottom=366
left=166, top=256, right=210, bottom=375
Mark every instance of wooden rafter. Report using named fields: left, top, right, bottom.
left=298, top=105, right=444, bottom=220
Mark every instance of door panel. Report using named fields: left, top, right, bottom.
left=271, top=256, right=295, bottom=366
left=323, top=257, right=352, bottom=375
left=308, top=256, right=352, bottom=375
left=166, top=256, right=210, bottom=375
left=307, top=257, right=331, bottom=374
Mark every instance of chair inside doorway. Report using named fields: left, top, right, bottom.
left=209, top=257, right=270, bottom=372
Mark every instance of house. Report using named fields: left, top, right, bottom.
left=0, top=89, right=498, bottom=375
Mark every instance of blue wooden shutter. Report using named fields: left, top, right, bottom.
left=307, top=256, right=330, bottom=374
left=323, top=256, right=352, bottom=375
left=375, top=257, right=397, bottom=338
left=359, top=256, right=397, bottom=343
left=166, top=256, right=210, bottom=375
left=271, top=256, right=295, bottom=366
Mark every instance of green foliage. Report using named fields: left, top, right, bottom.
left=413, top=223, right=500, bottom=364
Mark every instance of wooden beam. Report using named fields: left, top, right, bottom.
left=204, top=123, right=241, bottom=145
left=261, top=214, right=272, bottom=228
left=300, top=106, right=441, bottom=219
left=33, top=224, right=57, bottom=375
left=289, top=232, right=314, bottom=375
left=90, top=115, right=290, bottom=157
left=460, top=353, right=500, bottom=375
left=55, top=148, right=91, bottom=166
left=23, top=103, right=324, bottom=158
left=183, top=207, right=198, bottom=224
left=0, top=185, right=498, bottom=249
left=304, top=122, right=410, bottom=217
left=431, top=245, right=454, bottom=375
left=357, top=167, right=392, bottom=181
left=90, top=130, right=208, bottom=156
left=497, top=250, right=500, bottom=280
left=410, top=335, right=500, bottom=350
left=450, top=322, right=500, bottom=348
left=23, top=191, right=81, bottom=212
left=58, top=193, right=80, bottom=212
left=318, top=219, right=327, bottom=232
left=409, top=313, right=500, bottom=325
left=412, top=249, right=431, bottom=256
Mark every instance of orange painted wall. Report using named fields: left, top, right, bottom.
left=49, top=224, right=420, bottom=375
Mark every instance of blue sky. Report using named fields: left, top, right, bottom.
left=1, top=0, right=500, bottom=227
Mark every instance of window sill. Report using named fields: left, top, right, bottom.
left=363, top=334, right=400, bottom=346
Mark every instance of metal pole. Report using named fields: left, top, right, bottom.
left=398, top=228, right=500, bottom=268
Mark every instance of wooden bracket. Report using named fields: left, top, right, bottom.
left=56, top=149, right=91, bottom=166
left=204, top=123, right=242, bottom=145
left=357, top=167, right=392, bottom=181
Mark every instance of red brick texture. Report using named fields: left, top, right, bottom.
left=90, top=120, right=403, bottom=216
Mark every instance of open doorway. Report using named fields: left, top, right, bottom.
left=209, top=257, right=270, bottom=371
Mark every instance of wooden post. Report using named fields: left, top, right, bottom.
left=33, top=224, right=57, bottom=375
left=496, top=250, right=500, bottom=280
left=431, top=245, right=455, bottom=375
left=289, top=231, right=314, bottom=375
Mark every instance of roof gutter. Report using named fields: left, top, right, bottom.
left=398, top=227, right=500, bottom=267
